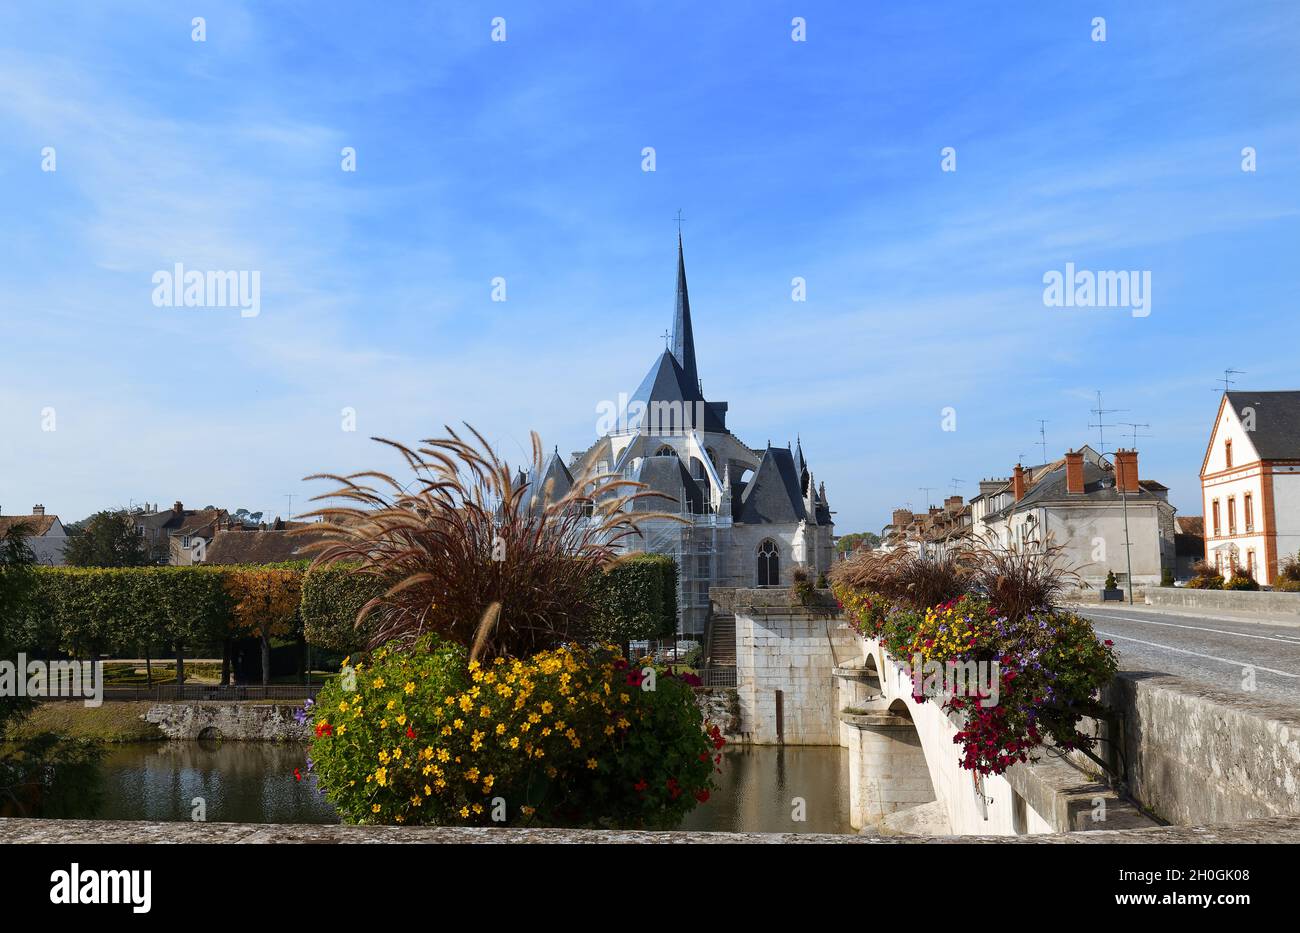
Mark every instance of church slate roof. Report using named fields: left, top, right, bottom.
left=671, top=232, right=699, bottom=393
left=1224, top=391, right=1300, bottom=460
left=522, top=450, right=574, bottom=511
left=738, top=446, right=807, bottom=524
left=628, top=350, right=726, bottom=433
left=631, top=455, right=704, bottom=514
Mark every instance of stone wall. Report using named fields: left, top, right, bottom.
left=3, top=815, right=1298, bottom=844
left=694, top=688, right=740, bottom=736
left=142, top=703, right=309, bottom=741
left=731, top=598, right=859, bottom=745
left=1088, top=671, right=1300, bottom=824
left=1145, top=586, right=1300, bottom=618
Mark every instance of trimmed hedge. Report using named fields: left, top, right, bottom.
left=588, top=553, right=679, bottom=643
left=12, top=554, right=680, bottom=661
left=300, top=564, right=385, bottom=654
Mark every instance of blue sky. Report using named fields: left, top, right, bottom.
left=2, top=1, right=1298, bottom=532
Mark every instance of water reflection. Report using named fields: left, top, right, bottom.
left=677, top=745, right=852, bottom=834
left=92, top=741, right=338, bottom=824
left=84, top=742, right=851, bottom=833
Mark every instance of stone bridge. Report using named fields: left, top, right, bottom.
left=717, top=587, right=1300, bottom=836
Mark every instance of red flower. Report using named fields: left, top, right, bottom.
left=694, top=789, right=710, bottom=803
left=633, top=778, right=648, bottom=793
left=1103, top=639, right=1114, bottom=647
left=314, top=722, right=333, bottom=738
left=293, top=768, right=302, bottom=782
left=406, top=726, right=417, bottom=739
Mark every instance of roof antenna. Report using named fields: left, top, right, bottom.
left=1036, top=419, right=1049, bottom=463
left=1220, top=368, right=1245, bottom=393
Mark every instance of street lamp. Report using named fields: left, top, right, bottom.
left=1098, top=451, right=1135, bottom=605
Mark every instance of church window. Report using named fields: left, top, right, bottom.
left=757, top=539, right=780, bottom=587
left=655, top=445, right=675, bottom=458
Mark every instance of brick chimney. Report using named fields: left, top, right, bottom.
left=1012, top=464, right=1026, bottom=502
left=1065, top=449, right=1085, bottom=495
left=32, top=504, right=45, bottom=516
left=944, top=495, right=963, bottom=513
left=891, top=508, right=912, bottom=528
left=1115, top=449, right=1140, bottom=494
left=172, top=500, right=184, bottom=515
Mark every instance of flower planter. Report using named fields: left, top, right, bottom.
left=1101, top=588, right=1125, bottom=602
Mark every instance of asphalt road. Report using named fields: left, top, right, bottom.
left=1074, top=605, right=1300, bottom=708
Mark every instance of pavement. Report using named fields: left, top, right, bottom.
left=1071, top=603, right=1300, bottom=708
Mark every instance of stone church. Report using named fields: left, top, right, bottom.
left=527, top=235, right=835, bottom=637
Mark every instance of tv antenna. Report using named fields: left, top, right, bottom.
left=1088, top=390, right=1127, bottom=451
left=1219, top=368, right=1245, bottom=393
left=1036, top=419, right=1049, bottom=463
left=918, top=487, right=935, bottom=510
left=1118, top=422, right=1152, bottom=448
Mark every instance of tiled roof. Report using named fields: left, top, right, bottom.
left=204, top=527, right=332, bottom=565
left=0, top=514, right=58, bottom=536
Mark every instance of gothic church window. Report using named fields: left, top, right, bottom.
left=757, top=539, right=780, bottom=586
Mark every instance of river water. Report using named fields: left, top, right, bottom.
left=83, top=741, right=853, bottom=834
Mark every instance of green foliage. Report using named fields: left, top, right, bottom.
left=1104, top=570, right=1118, bottom=590
left=587, top=554, right=678, bottom=643
left=1224, top=570, right=1260, bottom=591
left=308, top=635, right=717, bottom=828
left=836, top=532, right=880, bottom=554
left=0, top=524, right=105, bottom=817
left=301, top=564, right=385, bottom=653
left=62, top=511, right=150, bottom=567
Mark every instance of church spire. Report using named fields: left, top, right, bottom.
left=672, top=232, right=699, bottom=392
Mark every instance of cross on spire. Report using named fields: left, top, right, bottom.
left=674, top=209, right=686, bottom=235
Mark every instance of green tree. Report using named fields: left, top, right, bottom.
left=62, top=511, right=149, bottom=567
left=836, top=532, right=881, bottom=555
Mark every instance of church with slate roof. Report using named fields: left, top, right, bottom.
left=525, top=235, right=835, bottom=638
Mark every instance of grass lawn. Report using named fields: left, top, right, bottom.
left=5, top=702, right=164, bottom=743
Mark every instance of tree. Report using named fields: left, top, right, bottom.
left=836, top=532, right=881, bottom=556
left=224, top=567, right=303, bottom=685
left=62, top=511, right=149, bottom=568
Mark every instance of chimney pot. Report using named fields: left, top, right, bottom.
left=32, top=504, right=44, bottom=516
left=1012, top=464, right=1026, bottom=502
left=173, top=501, right=183, bottom=514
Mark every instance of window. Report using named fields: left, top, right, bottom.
left=757, top=540, right=780, bottom=587
left=1228, top=497, right=1237, bottom=536
left=1225, top=438, right=1233, bottom=469
left=1247, top=550, right=1256, bottom=577
left=1212, top=499, right=1221, bottom=536
left=655, top=445, right=675, bottom=458
left=1244, top=493, right=1254, bottom=533
left=1214, top=552, right=1223, bottom=574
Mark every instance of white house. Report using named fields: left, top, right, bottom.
left=0, top=504, right=70, bottom=565
left=1200, top=390, right=1300, bottom=584
left=970, top=446, right=1175, bottom=590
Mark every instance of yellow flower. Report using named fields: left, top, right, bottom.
left=372, top=677, right=385, bottom=689
left=494, top=723, right=506, bottom=735
left=540, top=701, right=553, bottom=714
left=424, top=784, right=433, bottom=796
left=453, top=718, right=464, bottom=731
left=465, top=767, right=480, bottom=783
left=392, top=747, right=402, bottom=760
left=520, top=805, right=535, bottom=816
left=396, top=714, right=407, bottom=726
left=404, top=681, right=415, bottom=695
left=509, top=736, right=520, bottom=749
left=372, top=804, right=381, bottom=813
left=459, top=806, right=470, bottom=819
left=386, top=699, right=396, bottom=711
left=379, top=718, right=388, bottom=729
left=338, top=700, right=349, bottom=712
left=437, top=748, right=450, bottom=763
left=378, top=749, right=390, bottom=764
left=586, top=758, right=598, bottom=770
left=374, top=767, right=387, bottom=786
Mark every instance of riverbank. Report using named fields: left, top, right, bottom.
left=5, top=702, right=164, bottom=743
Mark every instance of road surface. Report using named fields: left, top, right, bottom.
left=1074, top=605, right=1300, bottom=708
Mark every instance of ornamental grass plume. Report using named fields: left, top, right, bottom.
left=961, top=536, right=1081, bottom=622
left=829, top=547, right=970, bottom=610
left=297, top=425, right=678, bottom=660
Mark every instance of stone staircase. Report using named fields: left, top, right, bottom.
left=705, top=613, right=736, bottom=669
